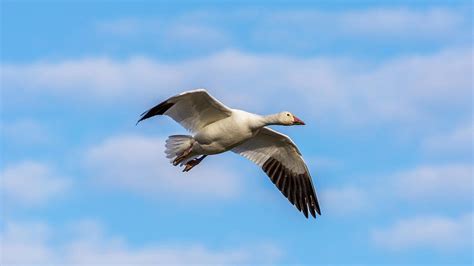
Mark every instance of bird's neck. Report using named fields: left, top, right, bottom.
left=258, top=114, right=281, bottom=127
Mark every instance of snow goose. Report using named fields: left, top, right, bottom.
left=137, top=89, right=321, bottom=218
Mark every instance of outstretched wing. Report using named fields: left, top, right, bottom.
left=137, top=89, right=233, bottom=132
left=232, top=127, right=321, bottom=218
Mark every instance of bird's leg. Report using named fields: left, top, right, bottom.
left=173, top=147, right=193, bottom=166
left=183, top=155, right=208, bottom=172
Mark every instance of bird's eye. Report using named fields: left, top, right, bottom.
left=287, top=114, right=290, bottom=116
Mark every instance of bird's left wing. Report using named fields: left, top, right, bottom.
left=137, top=89, right=232, bottom=132
left=232, top=127, right=321, bottom=218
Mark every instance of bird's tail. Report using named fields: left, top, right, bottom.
left=165, top=135, right=195, bottom=164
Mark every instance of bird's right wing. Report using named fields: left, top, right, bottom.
left=232, top=127, right=321, bottom=218
left=137, top=89, right=233, bottom=132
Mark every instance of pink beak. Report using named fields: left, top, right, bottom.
left=293, top=115, right=305, bottom=125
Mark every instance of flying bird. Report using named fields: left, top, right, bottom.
left=137, top=89, right=321, bottom=218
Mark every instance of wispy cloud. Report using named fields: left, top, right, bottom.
left=314, top=8, right=464, bottom=38
left=96, top=16, right=230, bottom=49
left=392, top=164, right=473, bottom=204
left=0, top=220, right=54, bottom=265
left=324, top=163, right=473, bottom=216
left=422, top=121, right=473, bottom=156
left=1, top=161, right=72, bottom=207
left=97, top=7, right=470, bottom=47
left=96, top=18, right=159, bottom=36
left=306, top=155, right=341, bottom=171
left=320, top=186, right=370, bottom=216
left=371, top=212, right=473, bottom=251
left=0, top=219, right=282, bottom=265
left=83, top=135, right=242, bottom=200
left=2, top=48, right=471, bottom=128
left=1, top=119, right=52, bottom=146
left=250, top=7, right=470, bottom=54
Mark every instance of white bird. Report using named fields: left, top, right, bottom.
left=137, top=89, right=321, bottom=218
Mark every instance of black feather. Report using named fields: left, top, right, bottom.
left=136, top=101, right=174, bottom=125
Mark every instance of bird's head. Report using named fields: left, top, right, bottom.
left=278, top=111, right=306, bottom=126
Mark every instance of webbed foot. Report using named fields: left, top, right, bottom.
left=182, top=155, right=207, bottom=172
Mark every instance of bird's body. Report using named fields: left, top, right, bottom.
left=137, top=89, right=321, bottom=218
left=194, top=110, right=260, bottom=154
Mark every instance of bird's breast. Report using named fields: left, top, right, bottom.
left=194, top=117, right=255, bottom=154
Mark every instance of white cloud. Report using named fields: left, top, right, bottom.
left=392, top=164, right=473, bottom=203
left=306, top=155, right=341, bottom=170
left=331, top=8, right=465, bottom=38
left=96, top=17, right=229, bottom=48
left=1, top=119, right=52, bottom=146
left=371, top=212, right=473, bottom=251
left=0, top=220, right=282, bottom=265
left=320, top=186, right=369, bottom=216
left=96, top=18, right=159, bottom=36
left=165, top=23, right=229, bottom=47
left=322, top=163, right=473, bottom=216
left=0, top=161, right=71, bottom=206
left=252, top=8, right=470, bottom=51
left=83, top=135, right=241, bottom=200
left=98, top=8, right=469, bottom=43
left=352, top=163, right=473, bottom=211
left=2, top=48, right=471, bottom=127
left=422, top=121, right=473, bottom=155
left=0, top=221, right=54, bottom=265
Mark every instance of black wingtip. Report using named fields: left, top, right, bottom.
left=303, top=209, right=309, bottom=219
left=314, top=198, right=321, bottom=216
left=136, top=114, right=148, bottom=125
left=136, top=101, right=174, bottom=125
left=262, top=157, right=321, bottom=220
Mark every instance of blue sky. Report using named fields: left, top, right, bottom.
left=1, top=1, right=472, bottom=265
